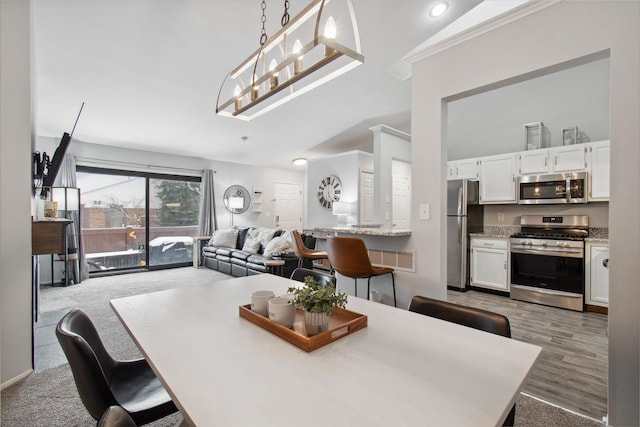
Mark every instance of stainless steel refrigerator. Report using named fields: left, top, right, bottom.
left=447, top=180, right=484, bottom=290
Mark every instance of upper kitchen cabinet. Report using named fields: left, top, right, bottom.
left=447, top=158, right=479, bottom=181
left=588, top=140, right=610, bottom=201
left=518, top=148, right=550, bottom=174
left=478, top=153, right=517, bottom=204
left=549, top=145, right=588, bottom=172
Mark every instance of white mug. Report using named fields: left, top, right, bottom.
left=251, top=290, right=275, bottom=316
left=268, top=297, right=296, bottom=328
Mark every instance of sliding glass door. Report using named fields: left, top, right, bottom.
left=77, top=167, right=200, bottom=273
left=148, top=178, right=200, bottom=267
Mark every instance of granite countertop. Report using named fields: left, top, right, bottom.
left=585, top=238, right=609, bottom=243
left=470, top=226, right=519, bottom=239
left=312, top=227, right=411, bottom=237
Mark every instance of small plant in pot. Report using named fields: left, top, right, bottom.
left=287, top=276, right=348, bottom=336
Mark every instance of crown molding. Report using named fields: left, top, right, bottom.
left=405, top=0, right=562, bottom=65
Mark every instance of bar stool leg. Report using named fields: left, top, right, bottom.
left=353, top=278, right=357, bottom=297
left=367, top=277, right=371, bottom=300
left=390, top=272, right=396, bottom=307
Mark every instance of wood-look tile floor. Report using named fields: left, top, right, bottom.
left=447, top=289, right=608, bottom=421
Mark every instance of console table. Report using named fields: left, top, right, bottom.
left=33, top=218, right=73, bottom=289
left=32, top=218, right=72, bottom=321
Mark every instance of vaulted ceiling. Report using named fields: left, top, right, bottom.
left=33, top=0, right=482, bottom=168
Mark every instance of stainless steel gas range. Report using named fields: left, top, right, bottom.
left=510, top=215, right=588, bottom=311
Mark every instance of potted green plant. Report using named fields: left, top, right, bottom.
left=287, top=276, right=348, bottom=335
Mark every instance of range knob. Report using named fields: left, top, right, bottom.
left=542, top=241, right=548, bottom=247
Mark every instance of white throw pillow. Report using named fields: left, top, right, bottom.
left=242, top=237, right=262, bottom=254
left=279, top=230, right=293, bottom=245
left=211, top=229, right=239, bottom=248
left=263, top=236, right=291, bottom=257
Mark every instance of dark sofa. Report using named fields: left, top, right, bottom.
left=202, top=226, right=301, bottom=278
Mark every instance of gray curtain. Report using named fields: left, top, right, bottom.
left=198, top=169, right=217, bottom=237
left=55, top=154, right=89, bottom=282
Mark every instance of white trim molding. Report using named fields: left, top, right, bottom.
left=405, top=0, right=562, bottom=65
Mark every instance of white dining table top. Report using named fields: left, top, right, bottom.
left=110, top=274, right=541, bottom=427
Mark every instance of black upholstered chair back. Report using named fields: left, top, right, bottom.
left=408, top=295, right=515, bottom=426
left=56, top=308, right=119, bottom=420
left=290, top=267, right=336, bottom=287
left=408, top=295, right=511, bottom=338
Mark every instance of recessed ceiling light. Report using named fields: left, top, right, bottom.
left=292, top=158, right=307, bottom=166
left=429, top=1, right=448, bottom=18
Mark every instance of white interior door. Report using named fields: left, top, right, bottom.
left=359, top=171, right=374, bottom=225
left=392, top=174, right=411, bottom=229
left=274, top=181, right=302, bottom=230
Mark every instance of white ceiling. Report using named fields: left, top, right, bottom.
left=32, top=0, right=482, bottom=169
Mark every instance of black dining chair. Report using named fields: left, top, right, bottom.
left=56, top=308, right=178, bottom=425
left=408, top=295, right=515, bottom=426
left=290, top=267, right=336, bottom=287
left=97, top=406, right=137, bottom=427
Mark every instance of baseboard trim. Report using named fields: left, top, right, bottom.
left=585, top=304, right=608, bottom=315
left=1, top=368, right=33, bottom=390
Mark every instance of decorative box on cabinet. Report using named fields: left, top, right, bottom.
left=470, top=237, right=509, bottom=292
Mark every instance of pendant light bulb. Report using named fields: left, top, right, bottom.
left=233, top=85, right=242, bottom=110
left=293, top=39, right=304, bottom=75
left=293, top=39, right=303, bottom=59
left=269, top=59, right=279, bottom=89
left=324, top=16, right=336, bottom=56
left=324, top=16, right=336, bottom=39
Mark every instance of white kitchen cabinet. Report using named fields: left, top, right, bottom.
left=550, top=145, right=588, bottom=172
left=470, top=237, right=509, bottom=292
left=588, top=140, right=610, bottom=201
left=585, top=241, right=609, bottom=307
left=478, top=153, right=516, bottom=204
left=447, top=158, right=479, bottom=180
left=518, top=148, right=550, bottom=174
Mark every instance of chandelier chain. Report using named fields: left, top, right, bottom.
left=260, top=0, right=267, bottom=46
left=281, top=0, right=290, bottom=27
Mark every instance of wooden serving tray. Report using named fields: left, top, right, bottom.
left=239, top=304, right=367, bottom=352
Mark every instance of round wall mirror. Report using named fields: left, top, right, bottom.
left=223, top=185, right=251, bottom=214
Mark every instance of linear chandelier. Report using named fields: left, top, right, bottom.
left=216, top=0, right=364, bottom=121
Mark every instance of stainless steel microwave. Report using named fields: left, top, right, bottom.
left=517, top=172, right=587, bottom=204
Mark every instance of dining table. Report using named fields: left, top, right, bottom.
left=110, top=274, right=541, bottom=427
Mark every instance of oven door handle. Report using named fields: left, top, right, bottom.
left=510, top=247, right=584, bottom=258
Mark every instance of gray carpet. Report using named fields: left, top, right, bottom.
left=2, top=267, right=605, bottom=426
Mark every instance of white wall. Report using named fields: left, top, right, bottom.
left=306, top=151, right=362, bottom=228
left=447, top=55, right=610, bottom=160
left=409, top=2, right=639, bottom=424
left=371, top=125, right=411, bottom=228
left=1, top=0, right=34, bottom=386
left=35, top=138, right=305, bottom=232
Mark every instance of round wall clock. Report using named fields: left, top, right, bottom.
left=317, top=175, right=342, bottom=210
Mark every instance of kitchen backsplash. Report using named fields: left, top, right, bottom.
left=476, top=225, right=608, bottom=239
